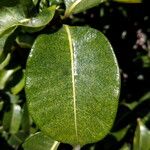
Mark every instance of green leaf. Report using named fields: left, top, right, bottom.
left=0, top=67, right=20, bottom=90
left=113, top=0, right=142, bottom=3
left=64, top=0, right=106, bottom=17
left=7, top=92, right=20, bottom=104
left=0, top=27, right=16, bottom=60
left=21, top=103, right=30, bottom=134
left=0, top=6, right=25, bottom=35
left=32, top=0, right=39, bottom=6
left=8, top=134, right=23, bottom=149
left=122, top=92, right=150, bottom=110
left=111, top=125, right=129, bottom=141
left=23, top=6, right=56, bottom=28
left=25, top=25, right=120, bottom=146
left=0, top=0, right=20, bottom=7
left=141, top=55, right=150, bottom=68
left=48, top=0, right=63, bottom=5
left=0, top=101, right=4, bottom=111
left=16, top=34, right=35, bottom=48
left=23, top=132, right=60, bottom=150
left=3, top=104, right=22, bottom=134
left=10, top=104, right=22, bottom=134
left=120, top=143, right=130, bottom=150
left=0, top=53, right=11, bottom=70
left=11, top=71, right=25, bottom=95
left=0, top=5, right=56, bottom=35
left=7, top=131, right=28, bottom=148
left=133, top=119, right=150, bottom=150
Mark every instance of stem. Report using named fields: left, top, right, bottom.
left=73, top=145, right=81, bottom=150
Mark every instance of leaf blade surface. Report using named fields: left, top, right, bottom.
left=25, top=25, right=120, bottom=146
left=23, top=132, right=59, bottom=150
left=64, top=0, right=105, bottom=16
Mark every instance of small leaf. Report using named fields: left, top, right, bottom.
left=64, top=0, right=106, bottom=17
left=10, top=105, right=22, bottom=134
left=0, top=67, right=20, bottom=90
left=7, top=92, right=20, bottom=104
left=120, top=143, right=130, bottom=150
left=11, top=71, right=25, bottom=95
left=3, top=104, right=22, bottom=134
left=23, top=6, right=56, bottom=28
left=32, top=0, right=39, bottom=6
left=0, top=53, right=11, bottom=70
left=16, top=34, right=35, bottom=48
left=0, top=27, right=16, bottom=60
left=122, top=92, right=150, bottom=110
left=48, top=0, right=63, bottom=5
left=133, top=119, right=150, bottom=150
left=25, top=25, right=120, bottom=146
left=22, top=6, right=56, bottom=33
left=21, top=103, right=30, bottom=134
left=23, top=132, right=60, bottom=150
left=111, top=126, right=129, bottom=141
left=8, top=134, right=23, bottom=149
left=0, top=101, right=4, bottom=111
left=113, top=0, right=142, bottom=3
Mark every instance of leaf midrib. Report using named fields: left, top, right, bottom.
left=64, top=25, right=78, bottom=141
left=65, top=0, right=82, bottom=16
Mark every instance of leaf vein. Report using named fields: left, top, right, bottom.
left=65, top=0, right=82, bottom=16
left=64, top=25, right=78, bottom=141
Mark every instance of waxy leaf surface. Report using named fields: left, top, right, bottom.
left=0, top=5, right=55, bottom=35
left=25, top=26, right=120, bottom=146
left=23, top=132, right=59, bottom=150
left=64, top=0, right=105, bottom=16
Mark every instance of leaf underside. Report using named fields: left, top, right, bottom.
left=25, top=25, right=120, bottom=146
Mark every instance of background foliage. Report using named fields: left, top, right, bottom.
left=0, top=0, right=150, bottom=149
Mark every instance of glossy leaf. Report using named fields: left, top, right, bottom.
left=10, top=104, right=22, bottom=134
left=64, top=0, right=106, bottom=17
left=3, top=104, right=22, bottom=134
left=0, top=5, right=55, bottom=35
left=23, top=6, right=56, bottom=28
left=0, top=6, right=25, bottom=35
left=25, top=25, right=120, bottom=146
left=22, top=132, right=60, bottom=150
left=133, top=119, right=150, bottom=150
